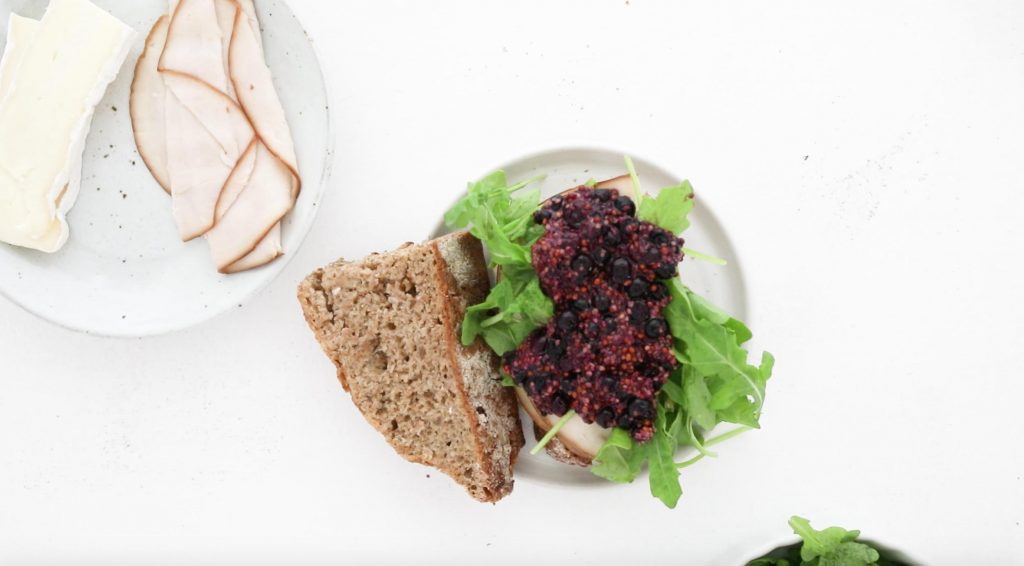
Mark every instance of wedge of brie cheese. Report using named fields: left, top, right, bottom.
left=0, top=0, right=135, bottom=253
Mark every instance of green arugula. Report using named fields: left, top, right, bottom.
left=590, top=160, right=774, bottom=508
left=444, top=172, right=553, bottom=355
left=749, top=517, right=886, bottom=566
left=637, top=181, right=695, bottom=234
left=791, top=517, right=881, bottom=566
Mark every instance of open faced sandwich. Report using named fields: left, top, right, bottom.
left=299, top=157, right=773, bottom=507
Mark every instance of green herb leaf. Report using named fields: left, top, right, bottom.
left=636, top=181, right=695, bottom=235
left=590, top=428, right=645, bottom=483
left=462, top=274, right=553, bottom=355
left=665, top=278, right=773, bottom=429
left=646, top=403, right=682, bottom=508
left=446, top=172, right=553, bottom=355
left=789, top=516, right=881, bottom=566
left=682, top=365, right=716, bottom=430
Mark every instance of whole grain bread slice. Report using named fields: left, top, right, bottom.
left=297, top=232, right=524, bottom=502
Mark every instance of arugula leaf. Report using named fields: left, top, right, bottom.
left=748, top=517, right=890, bottom=566
left=636, top=181, right=695, bottom=235
left=681, top=365, right=716, bottom=430
left=445, top=172, right=553, bottom=355
left=461, top=269, right=552, bottom=355
left=666, top=278, right=773, bottom=429
left=646, top=402, right=682, bottom=507
left=590, top=428, right=645, bottom=483
left=789, top=517, right=881, bottom=566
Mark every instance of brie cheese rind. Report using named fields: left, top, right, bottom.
left=0, top=0, right=135, bottom=253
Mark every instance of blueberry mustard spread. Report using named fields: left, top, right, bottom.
left=502, top=187, right=685, bottom=442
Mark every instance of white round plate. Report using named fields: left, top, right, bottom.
left=434, top=146, right=749, bottom=486
left=0, top=0, right=332, bottom=337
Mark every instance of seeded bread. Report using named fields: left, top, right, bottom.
left=297, top=232, right=524, bottom=503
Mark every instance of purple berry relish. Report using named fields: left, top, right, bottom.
left=502, top=187, right=685, bottom=442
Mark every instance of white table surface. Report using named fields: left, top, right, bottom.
left=2, top=1, right=1023, bottom=564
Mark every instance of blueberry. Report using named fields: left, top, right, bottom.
left=611, top=258, right=632, bottom=283
left=594, top=188, right=613, bottom=201
left=645, top=318, right=668, bottom=338
left=571, top=254, right=593, bottom=273
left=629, top=399, right=653, bottom=420
left=533, top=335, right=549, bottom=354
left=599, top=375, right=617, bottom=391
left=617, top=413, right=633, bottom=429
left=593, top=294, right=611, bottom=312
left=630, top=303, right=650, bottom=326
left=614, top=195, right=636, bottom=216
left=572, top=298, right=590, bottom=312
left=641, top=248, right=661, bottom=265
left=558, top=357, right=575, bottom=372
left=545, top=338, right=564, bottom=359
left=596, top=407, right=616, bottom=428
left=566, top=208, right=585, bottom=228
left=559, top=376, right=577, bottom=394
left=586, top=321, right=601, bottom=336
left=549, top=196, right=564, bottom=211
left=649, top=282, right=667, bottom=300
left=526, top=374, right=548, bottom=395
left=557, top=311, right=578, bottom=332
left=641, top=364, right=662, bottom=378
left=592, top=247, right=610, bottom=265
left=550, top=393, right=570, bottom=416
left=628, top=279, right=648, bottom=299
left=655, top=263, right=678, bottom=279
left=603, top=315, right=619, bottom=332
left=651, top=229, right=671, bottom=245
left=511, top=369, right=529, bottom=384
left=603, top=227, right=622, bottom=247
left=533, top=209, right=552, bottom=224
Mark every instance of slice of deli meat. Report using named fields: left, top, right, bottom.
left=129, top=15, right=171, bottom=193
left=212, top=0, right=238, bottom=99
left=234, top=0, right=262, bottom=46
left=222, top=222, right=280, bottom=273
left=159, top=0, right=227, bottom=93
left=164, top=86, right=239, bottom=240
left=212, top=139, right=282, bottom=272
left=206, top=141, right=293, bottom=271
left=161, top=72, right=253, bottom=161
left=228, top=6, right=298, bottom=178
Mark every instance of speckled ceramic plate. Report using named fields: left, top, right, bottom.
left=433, top=146, right=749, bottom=485
left=0, top=0, right=332, bottom=337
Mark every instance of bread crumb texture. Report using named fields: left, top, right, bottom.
left=298, top=232, right=524, bottom=502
